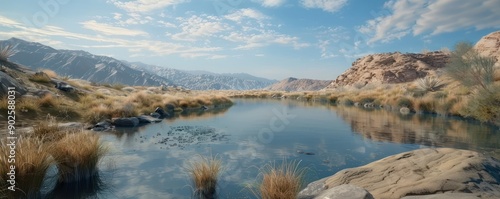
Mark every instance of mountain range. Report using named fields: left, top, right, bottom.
left=0, top=38, right=277, bottom=90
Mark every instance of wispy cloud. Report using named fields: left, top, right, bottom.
left=300, top=0, right=348, bottom=13
left=171, top=15, right=230, bottom=41
left=81, top=20, right=149, bottom=36
left=225, top=8, right=268, bottom=22
left=359, top=0, right=500, bottom=44
left=252, top=0, right=286, bottom=7
left=109, top=0, right=189, bottom=13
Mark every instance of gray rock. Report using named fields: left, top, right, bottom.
left=298, top=178, right=328, bottom=199
left=150, top=112, right=161, bottom=118
left=155, top=107, right=169, bottom=117
left=137, top=115, right=162, bottom=123
left=54, top=81, right=74, bottom=92
left=0, top=71, right=27, bottom=97
left=314, top=185, right=374, bottom=199
left=92, top=121, right=113, bottom=131
left=400, top=193, right=481, bottom=199
left=112, top=117, right=139, bottom=127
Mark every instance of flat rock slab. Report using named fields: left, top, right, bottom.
left=303, top=148, right=500, bottom=199
left=401, top=193, right=482, bottom=199
left=314, top=184, right=374, bottom=199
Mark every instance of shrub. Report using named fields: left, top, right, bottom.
left=444, top=42, right=496, bottom=91
left=461, top=85, right=500, bottom=124
left=186, top=155, right=222, bottom=199
left=255, top=160, right=305, bottom=199
left=416, top=76, right=444, bottom=92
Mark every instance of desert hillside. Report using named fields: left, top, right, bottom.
left=325, top=51, right=450, bottom=89
left=265, top=77, right=332, bottom=91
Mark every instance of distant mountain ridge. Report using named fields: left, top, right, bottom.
left=265, top=77, right=332, bottom=91
left=129, top=62, right=277, bottom=90
left=1, top=38, right=174, bottom=86
left=0, top=37, right=276, bottom=90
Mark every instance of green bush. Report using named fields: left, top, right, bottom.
left=462, top=86, right=500, bottom=124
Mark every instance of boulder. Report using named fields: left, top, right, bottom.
left=474, top=31, right=500, bottom=66
left=155, top=107, right=169, bottom=117
left=55, top=81, right=74, bottom=92
left=91, top=121, right=113, bottom=131
left=401, top=193, right=482, bottom=199
left=301, top=148, right=500, bottom=199
left=0, top=71, right=27, bottom=97
left=137, top=115, right=162, bottom=123
left=112, top=117, right=139, bottom=127
left=314, top=185, right=373, bottom=199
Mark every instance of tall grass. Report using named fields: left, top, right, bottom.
left=186, top=155, right=222, bottom=199
left=254, top=160, right=305, bottom=199
left=416, top=76, right=444, bottom=92
left=0, top=137, right=54, bottom=198
left=51, top=132, right=107, bottom=183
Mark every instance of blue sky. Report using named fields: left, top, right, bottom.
left=0, top=0, right=499, bottom=80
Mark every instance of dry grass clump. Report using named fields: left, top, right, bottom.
left=29, top=72, right=52, bottom=83
left=0, top=137, right=54, bottom=198
left=186, top=155, right=222, bottom=199
left=41, top=69, right=58, bottom=78
left=255, top=160, right=305, bottom=199
left=38, top=93, right=59, bottom=108
left=51, top=131, right=107, bottom=183
left=0, top=44, right=15, bottom=62
left=31, top=120, right=66, bottom=143
left=18, top=97, right=41, bottom=113
left=84, top=104, right=114, bottom=124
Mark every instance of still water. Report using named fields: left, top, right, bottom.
left=78, top=99, right=499, bottom=199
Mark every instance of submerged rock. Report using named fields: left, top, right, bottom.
left=300, top=148, right=500, bottom=199
left=137, top=115, right=162, bottom=123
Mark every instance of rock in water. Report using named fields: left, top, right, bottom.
left=301, top=148, right=500, bottom=199
left=112, top=117, right=139, bottom=127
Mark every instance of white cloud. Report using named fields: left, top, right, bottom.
left=171, top=15, right=230, bottom=41
left=360, top=0, right=500, bottom=44
left=113, top=13, right=122, bottom=20
left=300, top=0, right=348, bottom=13
left=225, top=31, right=310, bottom=50
left=81, top=20, right=149, bottom=36
left=109, top=0, right=188, bottom=13
left=225, top=9, right=268, bottom=22
left=253, top=0, right=286, bottom=7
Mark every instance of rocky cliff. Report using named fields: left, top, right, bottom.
left=474, top=31, right=500, bottom=66
left=265, top=77, right=332, bottom=91
left=325, top=51, right=450, bottom=89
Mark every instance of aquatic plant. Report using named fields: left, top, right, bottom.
left=186, top=155, right=222, bottom=199
left=51, top=131, right=107, bottom=183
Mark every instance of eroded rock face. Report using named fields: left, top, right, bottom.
left=325, top=51, right=450, bottom=89
left=265, top=77, right=333, bottom=91
left=302, top=148, right=500, bottom=199
left=474, top=31, right=500, bottom=66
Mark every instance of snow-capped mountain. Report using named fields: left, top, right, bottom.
left=1, top=38, right=173, bottom=86
left=128, top=62, right=277, bottom=90
left=1, top=38, right=276, bottom=90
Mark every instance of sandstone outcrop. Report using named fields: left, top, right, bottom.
left=325, top=51, right=450, bottom=89
left=474, top=31, right=500, bottom=66
left=300, top=148, right=500, bottom=199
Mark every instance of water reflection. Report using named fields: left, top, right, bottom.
left=334, top=106, right=500, bottom=149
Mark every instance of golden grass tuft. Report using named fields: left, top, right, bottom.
left=0, top=137, right=54, bottom=198
left=41, top=69, right=58, bottom=78
left=38, top=93, right=59, bottom=108
left=0, top=44, right=15, bottom=62
left=255, top=160, right=305, bottom=199
left=51, top=131, right=107, bottom=183
left=18, top=97, right=41, bottom=113
left=186, top=155, right=222, bottom=198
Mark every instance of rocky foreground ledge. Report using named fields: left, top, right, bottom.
left=299, top=148, right=500, bottom=199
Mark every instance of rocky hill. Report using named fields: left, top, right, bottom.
left=129, top=62, right=276, bottom=90
left=474, top=31, right=500, bottom=66
left=265, top=77, right=332, bottom=91
left=1, top=38, right=174, bottom=87
left=325, top=51, right=450, bottom=89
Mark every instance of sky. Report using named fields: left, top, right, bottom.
left=0, top=0, right=499, bottom=80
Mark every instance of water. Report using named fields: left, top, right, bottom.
left=75, top=99, right=500, bottom=198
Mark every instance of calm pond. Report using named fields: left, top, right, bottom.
left=66, top=99, right=500, bottom=198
